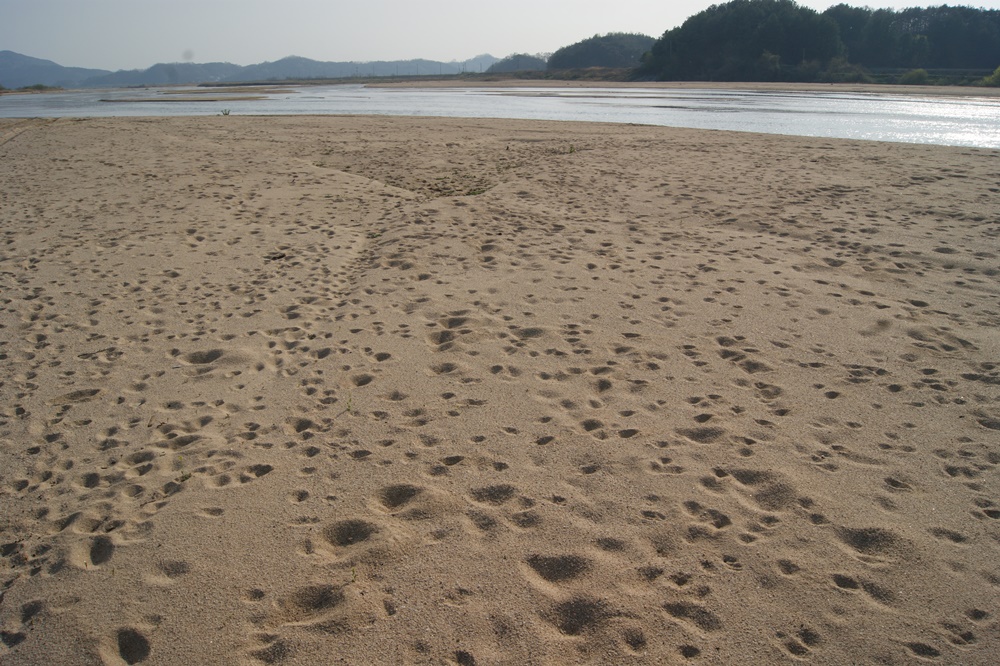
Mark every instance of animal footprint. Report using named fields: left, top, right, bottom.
left=115, top=627, right=151, bottom=664
left=239, top=464, right=274, bottom=484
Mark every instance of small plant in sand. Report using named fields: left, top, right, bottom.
left=175, top=455, right=191, bottom=483
left=220, top=109, right=231, bottom=116
left=338, top=393, right=353, bottom=417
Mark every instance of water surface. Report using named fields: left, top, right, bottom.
left=1, top=85, right=998, bottom=149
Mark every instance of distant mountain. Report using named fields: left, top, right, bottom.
left=0, top=50, right=501, bottom=88
left=221, top=54, right=499, bottom=80
left=230, top=55, right=463, bottom=81
left=456, top=54, right=499, bottom=74
left=84, top=62, right=244, bottom=87
left=0, top=50, right=109, bottom=88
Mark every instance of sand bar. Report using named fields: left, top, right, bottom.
left=1, top=115, right=998, bottom=664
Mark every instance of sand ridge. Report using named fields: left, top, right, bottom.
left=0, top=115, right=998, bottom=664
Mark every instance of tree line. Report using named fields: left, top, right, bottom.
left=637, top=1, right=1000, bottom=83
left=487, top=34, right=655, bottom=75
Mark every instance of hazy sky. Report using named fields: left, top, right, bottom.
left=5, top=0, right=1000, bottom=71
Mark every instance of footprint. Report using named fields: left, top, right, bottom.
left=469, top=485, right=517, bottom=505
left=663, top=601, right=723, bottom=631
left=725, top=468, right=798, bottom=511
left=834, top=526, right=908, bottom=558
left=47, top=388, right=101, bottom=405
left=249, top=636, right=292, bottom=664
left=683, top=501, right=732, bottom=529
left=154, top=560, right=191, bottom=581
left=525, top=554, right=590, bottom=583
left=378, top=484, right=422, bottom=510
left=276, top=584, right=345, bottom=623
left=116, top=627, right=151, bottom=664
left=831, top=574, right=894, bottom=604
left=239, top=464, right=274, bottom=484
left=928, top=527, right=967, bottom=544
left=904, top=642, right=941, bottom=658
left=781, top=626, right=822, bottom=656
left=777, top=559, right=800, bottom=575
left=548, top=596, right=612, bottom=635
left=676, top=427, right=725, bottom=444
left=181, top=349, right=223, bottom=365
left=90, top=535, right=115, bottom=566
left=622, top=627, right=647, bottom=652
left=323, top=519, right=377, bottom=547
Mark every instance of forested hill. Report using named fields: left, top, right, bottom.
left=548, top=33, right=655, bottom=70
left=638, top=0, right=1000, bottom=82
left=825, top=4, right=999, bottom=69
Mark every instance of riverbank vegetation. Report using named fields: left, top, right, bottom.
left=548, top=33, right=655, bottom=71
left=0, top=83, right=63, bottom=94
left=636, top=0, right=1000, bottom=85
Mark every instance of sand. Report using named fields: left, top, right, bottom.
left=0, top=115, right=998, bottom=665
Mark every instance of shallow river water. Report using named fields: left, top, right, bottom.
left=2, top=85, right=998, bottom=149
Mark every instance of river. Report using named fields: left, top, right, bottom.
left=1, top=84, right=998, bottom=149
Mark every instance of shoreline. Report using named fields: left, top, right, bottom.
left=367, top=78, right=1000, bottom=98
left=5, top=79, right=1000, bottom=100
left=1, top=116, right=998, bottom=665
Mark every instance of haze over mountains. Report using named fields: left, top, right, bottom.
left=0, top=51, right=501, bottom=89
left=5, top=1, right=998, bottom=89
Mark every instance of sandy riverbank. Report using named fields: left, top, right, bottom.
left=1, top=116, right=998, bottom=665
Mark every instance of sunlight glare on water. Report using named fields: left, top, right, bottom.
left=1, top=85, right=998, bottom=149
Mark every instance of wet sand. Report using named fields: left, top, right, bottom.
left=1, top=115, right=998, bottom=664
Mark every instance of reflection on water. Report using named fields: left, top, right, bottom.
left=1, top=85, right=998, bottom=149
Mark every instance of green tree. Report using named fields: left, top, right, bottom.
left=980, top=65, right=1000, bottom=86
left=637, top=1, right=1000, bottom=82
left=486, top=54, right=547, bottom=73
left=823, top=4, right=872, bottom=60
left=899, top=68, right=929, bottom=85
left=639, top=0, right=842, bottom=81
left=548, top=33, right=655, bottom=70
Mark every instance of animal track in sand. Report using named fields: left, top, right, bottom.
left=180, top=349, right=223, bottom=365
left=548, top=596, right=613, bottom=636
left=323, top=519, right=378, bottom=547
left=663, top=601, right=723, bottom=632
left=832, top=573, right=895, bottom=604
left=778, top=626, right=823, bottom=657
left=834, top=526, right=909, bottom=560
left=249, top=636, right=292, bottom=664
left=378, top=484, right=422, bottom=510
left=6, top=114, right=1000, bottom=666
left=68, top=534, right=116, bottom=569
left=114, top=627, right=151, bottom=664
left=676, top=426, right=726, bottom=444
left=715, top=467, right=799, bottom=512
left=274, top=584, right=346, bottom=624
left=904, top=642, right=942, bottom=658
left=469, top=484, right=517, bottom=505
left=46, top=388, right=102, bottom=405
left=525, top=554, right=591, bottom=583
